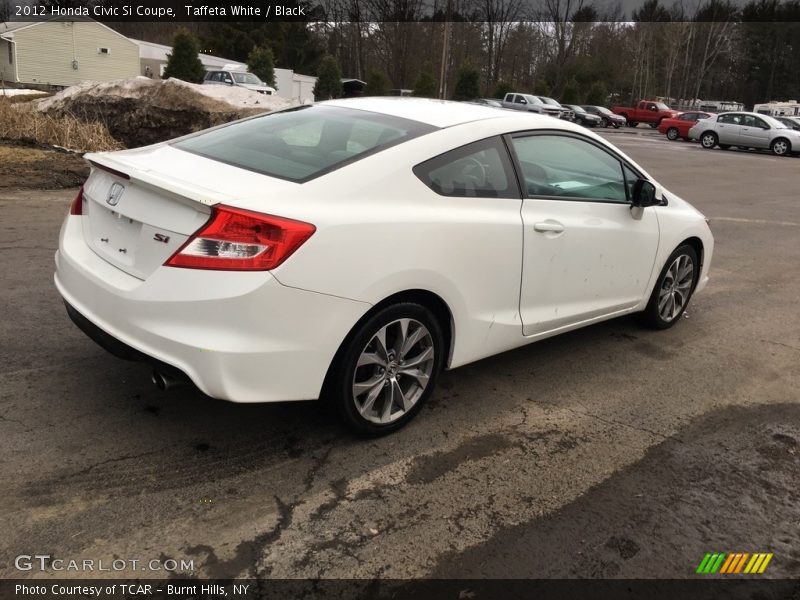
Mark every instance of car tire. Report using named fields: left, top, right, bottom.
left=327, top=302, right=444, bottom=436
left=628, top=120, right=638, bottom=128
left=600, top=117, right=608, bottom=128
left=650, top=122, right=659, bottom=129
left=700, top=132, right=718, bottom=149
left=666, top=127, right=679, bottom=140
left=642, top=245, right=699, bottom=330
left=771, top=137, right=791, bottom=156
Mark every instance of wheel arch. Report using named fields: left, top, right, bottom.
left=679, top=236, right=705, bottom=274
left=320, top=288, right=456, bottom=399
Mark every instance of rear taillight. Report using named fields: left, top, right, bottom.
left=165, top=204, right=315, bottom=271
left=69, top=187, right=84, bottom=215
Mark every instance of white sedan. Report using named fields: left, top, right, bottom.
left=55, top=98, right=713, bottom=435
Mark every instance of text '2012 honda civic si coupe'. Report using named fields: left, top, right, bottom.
left=55, top=98, right=713, bottom=435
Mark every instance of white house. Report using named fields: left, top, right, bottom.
left=0, top=19, right=139, bottom=87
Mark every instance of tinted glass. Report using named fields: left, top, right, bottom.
left=511, top=134, right=627, bottom=203
left=414, top=137, right=517, bottom=199
left=174, top=106, right=436, bottom=182
left=718, top=114, right=743, bottom=124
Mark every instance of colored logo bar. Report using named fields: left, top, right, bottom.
left=696, top=553, right=773, bottom=574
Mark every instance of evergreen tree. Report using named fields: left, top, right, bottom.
left=163, top=29, right=206, bottom=84
left=413, top=67, right=438, bottom=97
left=364, top=68, right=391, bottom=96
left=452, top=65, right=480, bottom=101
left=313, top=55, right=342, bottom=100
left=585, top=81, right=609, bottom=106
left=247, top=45, right=276, bottom=87
left=493, top=81, right=512, bottom=99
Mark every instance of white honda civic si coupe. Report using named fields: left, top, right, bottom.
left=55, top=98, right=713, bottom=435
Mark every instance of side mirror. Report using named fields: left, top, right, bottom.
left=631, top=179, right=658, bottom=208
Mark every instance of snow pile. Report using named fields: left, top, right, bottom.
left=37, top=77, right=294, bottom=112
left=35, top=77, right=298, bottom=148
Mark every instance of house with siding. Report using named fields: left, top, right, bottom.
left=0, top=19, right=139, bottom=88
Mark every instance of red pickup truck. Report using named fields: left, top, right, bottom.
left=611, top=100, right=679, bottom=128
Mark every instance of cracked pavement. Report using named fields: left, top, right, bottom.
left=1, top=136, right=799, bottom=580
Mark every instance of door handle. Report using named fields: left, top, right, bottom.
left=533, top=221, right=565, bottom=233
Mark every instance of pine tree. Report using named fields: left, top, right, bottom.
left=493, top=81, right=512, bottom=100
left=452, top=65, right=480, bottom=101
left=163, top=29, right=206, bottom=84
left=247, top=46, right=276, bottom=87
left=364, top=68, right=391, bottom=96
left=313, top=55, right=342, bottom=101
left=413, top=68, right=438, bottom=98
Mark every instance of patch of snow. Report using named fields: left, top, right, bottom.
left=0, top=88, right=48, bottom=97
left=168, top=78, right=293, bottom=110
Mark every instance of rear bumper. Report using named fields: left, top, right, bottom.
left=55, top=216, right=371, bottom=402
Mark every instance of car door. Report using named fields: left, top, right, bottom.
left=508, top=132, right=660, bottom=336
left=716, top=113, right=744, bottom=145
left=739, top=115, right=771, bottom=148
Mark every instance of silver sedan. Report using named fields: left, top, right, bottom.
left=688, top=111, right=800, bottom=156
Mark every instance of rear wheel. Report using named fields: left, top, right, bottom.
left=666, top=127, right=679, bottom=140
left=700, top=132, right=718, bottom=149
left=771, top=137, right=791, bottom=156
left=328, top=303, right=444, bottom=436
left=650, top=122, right=659, bottom=129
left=643, top=245, right=699, bottom=330
left=628, top=120, right=638, bottom=128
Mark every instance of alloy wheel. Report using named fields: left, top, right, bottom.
left=667, top=128, right=679, bottom=140
left=701, top=133, right=716, bottom=148
left=352, top=318, right=435, bottom=425
left=772, top=139, right=789, bottom=155
left=658, top=254, right=695, bottom=322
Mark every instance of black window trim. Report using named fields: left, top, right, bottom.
left=503, top=129, right=647, bottom=205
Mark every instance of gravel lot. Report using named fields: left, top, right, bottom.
left=1, top=132, right=798, bottom=581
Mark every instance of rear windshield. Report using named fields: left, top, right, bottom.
left=173, top=105, right=436, bottom=183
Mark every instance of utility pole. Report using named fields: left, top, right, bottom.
left=438, top=0, right=452, bottom=99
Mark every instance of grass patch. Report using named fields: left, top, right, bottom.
left=0, top=97, right=122, bottom=152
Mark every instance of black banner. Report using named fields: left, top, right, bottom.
left=2, top=579, right=800, bottom=600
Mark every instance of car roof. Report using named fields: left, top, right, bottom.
left=321, top=97, right=515, bottom=128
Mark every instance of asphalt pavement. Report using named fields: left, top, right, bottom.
left=0, top=133, right=798, bottom=581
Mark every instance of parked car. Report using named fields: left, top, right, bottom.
left=611, top=100, right=679, bottom=128
left=534, top=96, right=574, bottom=121
left=776, top=116, right=800, bottom=130
left=581, top=105, right=625, bottom=128
left=203, top=69, right=276, bottom=95
left=56, top=98, right=713, bottom=435
left=501, top=93, right=560, bottom=118
left=688, top=111, right=800, bottom=156
left=467, top=98, right=504, bottom=108
left=563, top=104, right=601, bottom=127
left=658, top=111, right=716, bottom=141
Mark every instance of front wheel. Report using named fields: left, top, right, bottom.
left=666, top=127, right=679, bottom=140
left=328, top=303, right=444, bottom=436
left=642, top=245, right=698, bottom=330
left=600, top=117, right=609, bottom=128
left=700, top=132, right=718, bottom=149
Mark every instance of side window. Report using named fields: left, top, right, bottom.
left=744, top=115, right=767, bottom=129
left=413, top=137, right=517, bottom=199
left=510, top=134, right=628, bottom=203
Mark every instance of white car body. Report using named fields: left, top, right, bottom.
left=55, top=98, right=713, bottom=409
